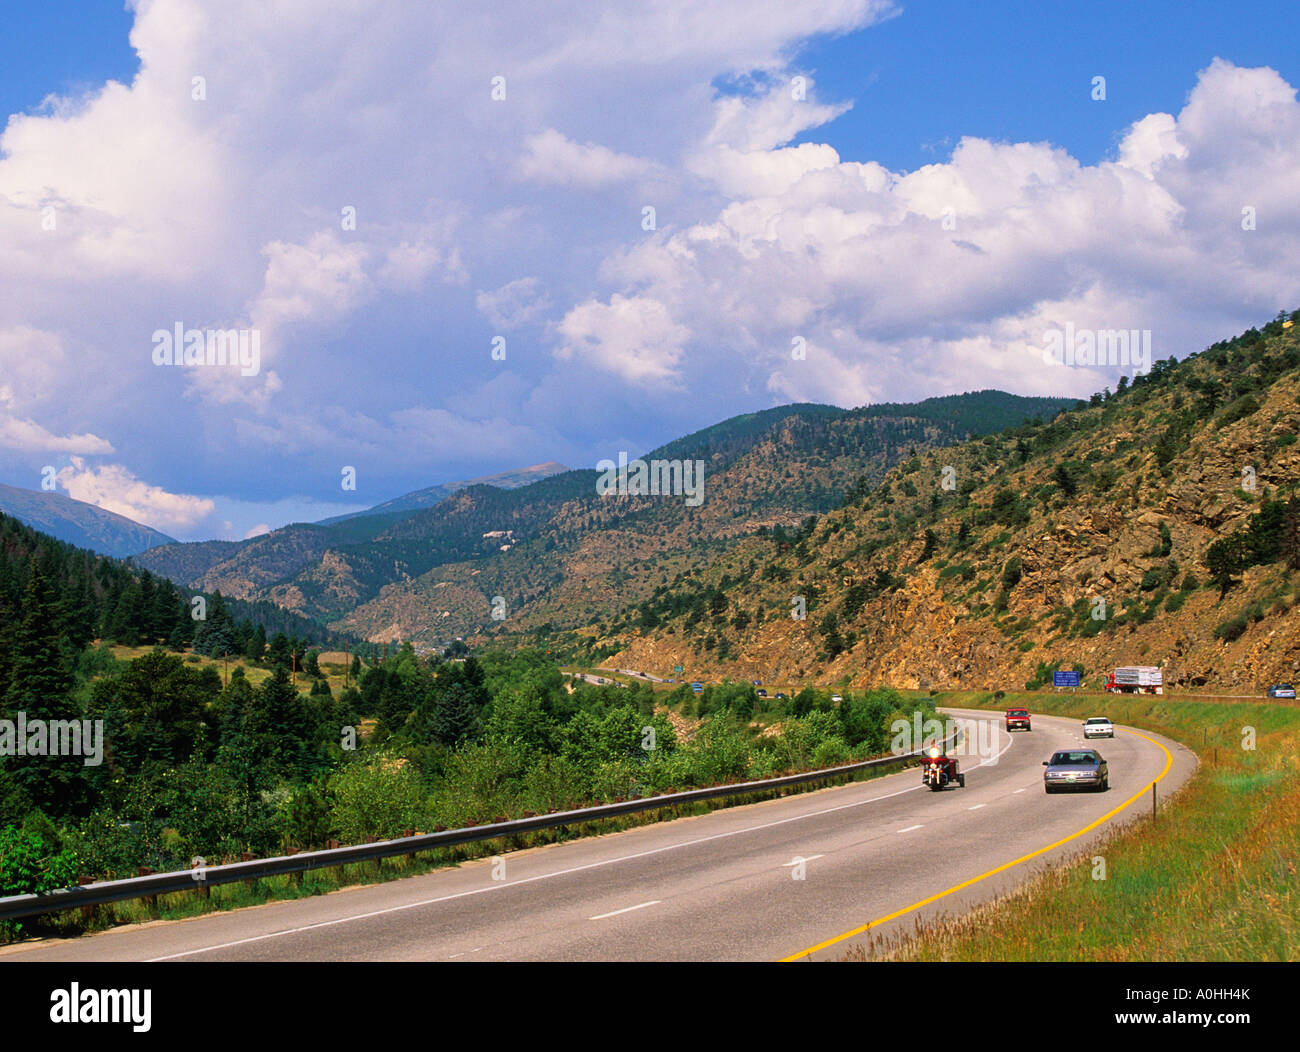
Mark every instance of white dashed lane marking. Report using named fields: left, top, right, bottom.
left=590, top=900, right=660, bottom=921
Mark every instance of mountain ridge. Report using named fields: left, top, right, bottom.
left=0, top=482, right=177, bottom=558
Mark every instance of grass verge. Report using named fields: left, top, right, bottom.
left=841, top=690, right=1299, bottom=961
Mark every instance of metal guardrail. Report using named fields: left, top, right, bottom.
left=0, top=732, right=961, bottom=922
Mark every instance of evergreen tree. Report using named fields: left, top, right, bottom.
left=245, top=665, right=311, bottom=778
left=267, top=631, right=292, bottom=670
left=1, top=567, right=84, bottom=815
left=193, top=592, right=238, bottom=658
left=432, top=681, right=480, bottom=748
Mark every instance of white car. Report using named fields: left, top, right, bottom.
left=1083, top=716, right=1114, bottom=739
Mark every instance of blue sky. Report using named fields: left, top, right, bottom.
left=1, top=1, right=1298, bottom=541
left=9, top=2, right=1297, bottom=172
left=789, top=0, right=1300, bottom=170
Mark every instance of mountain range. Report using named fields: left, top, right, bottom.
left=128, top=391, right=1069, bottom=643
left=0, top=482, right=177, bottom=558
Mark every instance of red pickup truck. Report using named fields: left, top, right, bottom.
left=1005, top=708, right=1032, bottom=732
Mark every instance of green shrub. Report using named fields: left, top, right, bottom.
left=0, top=824, right=78, bottom=934
left=330, top=756, right=430, bottom=843
left=1214, top=614, right=1249, bottom=642
left=812, top=737, right=850, bottom=768
left=1220, top=394, right=1261, bottom=427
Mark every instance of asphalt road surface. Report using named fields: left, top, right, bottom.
left=1, top=709, right=1195, bottom=962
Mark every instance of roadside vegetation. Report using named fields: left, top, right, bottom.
left=0, top=586, right=933, bottom=941
left=843, top=690, right=1299, bottom=961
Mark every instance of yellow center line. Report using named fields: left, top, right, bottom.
left=779, top=727, right=1175, bottom=961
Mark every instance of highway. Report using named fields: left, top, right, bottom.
left=0, top=709, right=1195, bottom=962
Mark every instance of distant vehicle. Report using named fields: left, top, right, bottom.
left=921, top=746, right=964, bottom=791
left=1083, top=716, right=1114, bottom=739
left=756, top=689, right=768, bottom=698
left=1005, top=708, right=1031, bottom=732
left=752, top=680, right=762, bottom=686
left=1267, top=683, right=1296, bottom=699
left=775, top=692, right=788, bottom=700
left=1105, top=666, right=1163, bottom=695
left=831, top=694, right=843, bottom=703
left=1043, top=749, right=1109, bottom=792
left=691, top=681, right=703, bottom=693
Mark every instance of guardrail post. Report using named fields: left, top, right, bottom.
left=287, top=847, right=302, bottom=885
left=192, top=858, right=209, bottom=899
left=1151, top=782, right=1157, bottom=821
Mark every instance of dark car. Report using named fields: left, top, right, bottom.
left=1043, top=749, right=1109, bottom=793
left=775, top=692, right=788, bottom=700
left=756, top=689, right=768, bottom=698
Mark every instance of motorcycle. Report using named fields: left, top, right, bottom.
left=921, top=746, right=965, bottom=791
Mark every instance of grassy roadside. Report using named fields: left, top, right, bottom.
left=843, top=690, right=1300, bottom=961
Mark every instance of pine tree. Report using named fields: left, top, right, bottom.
left=246, top=665, right=311, bottom=778
left=432, top=682, right=480, bottom=748
left=194, top=592, right=237, bottom=657
left=1, top=567, right=84, bottom=814
left=267, top=631, right=292, bottom=669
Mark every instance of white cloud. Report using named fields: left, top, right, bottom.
left=560, top=58, right=1300, bottom=401
left=0, top=416, right=115, bottom=455
left=0, top=1, right=1293, bottom=527
left=56, top=456, right=214, bottom=533
left=555, top=294, right=690, bottom=384
left=476, top=277, right=551, bottom=330
left=519, top=128, right=655, bottom=188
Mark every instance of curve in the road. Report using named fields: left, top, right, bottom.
left=0, top=710, right=1195, bottom=962
left=780, top=725, right=1175, bottom=960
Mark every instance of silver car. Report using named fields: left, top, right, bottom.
left=1043, top=749, right=1109, bottom=792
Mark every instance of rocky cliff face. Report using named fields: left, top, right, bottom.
left=608, top=315, right=1300, bottom=693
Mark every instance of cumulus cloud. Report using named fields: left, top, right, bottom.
left=519, top=128, right=655, bottom=187
left=560, top=58, right=1300, bottom=402
left=56, top=456, right=215, bottom=533
left=0, top=0, right=1294, bottom=530
left=556, top=294, right=690, bottom=384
